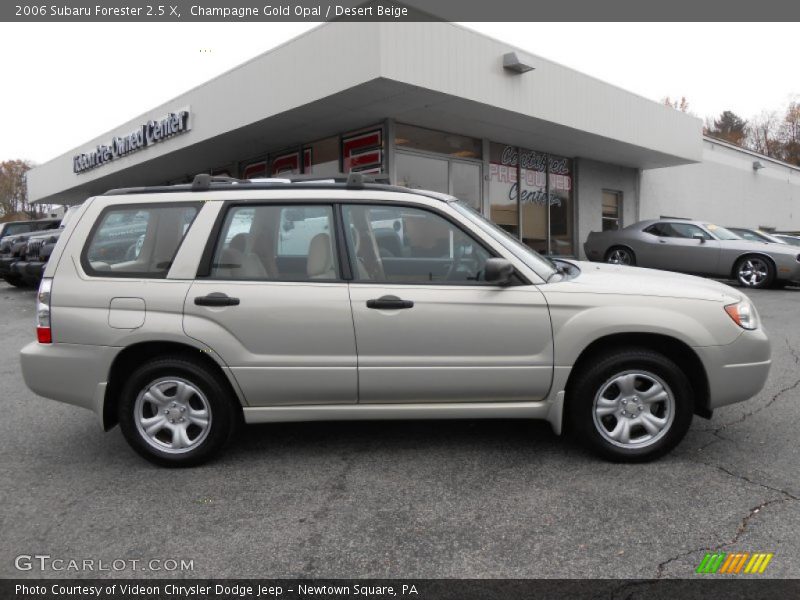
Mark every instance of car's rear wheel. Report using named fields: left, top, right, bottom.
left=118, top=357, right=237, bottom=467
left=734, top=255, right=775, bottom=289
left=568, top=348, right=693, bottom=462
left=605, top=246, right=636, bottom=266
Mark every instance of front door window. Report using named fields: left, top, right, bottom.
left=342, top=204, right=492, bottom=284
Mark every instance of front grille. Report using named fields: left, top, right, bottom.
left=26, top=240, right=43, bottom=260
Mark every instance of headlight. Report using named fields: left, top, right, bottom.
left=724, top=300, right=759, bottom=330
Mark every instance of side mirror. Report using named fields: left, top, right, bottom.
left=692, top=233, right=706, bottom=243
left=484, top=258, right=514, bottom=285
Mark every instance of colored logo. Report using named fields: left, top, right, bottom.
left=696, top=552, right=774, bottom=574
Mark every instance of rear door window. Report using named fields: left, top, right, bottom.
left=207, top=205, right=339, bottom=281
left=82, top=204, right=199, bottom=278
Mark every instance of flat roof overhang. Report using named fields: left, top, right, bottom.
left=31, top=78, right=699, bottom=205
left=28, top=22, right=703, bottom=205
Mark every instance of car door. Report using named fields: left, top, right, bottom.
left=183, top=203, right=358, bottom=406
left=647, top=222, right=721, bottom=274
left=342, top=202, right=553, bottom=404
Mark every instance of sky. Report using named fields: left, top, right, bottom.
left=0, top=21, right=797, bottom=164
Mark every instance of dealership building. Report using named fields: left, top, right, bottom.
left=27, top=21, right=800, bottom=257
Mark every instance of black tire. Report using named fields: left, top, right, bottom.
left=734, top=255, right=775, bottom=289
left=567, top=348, right=693, bottom=462
left=605, top=246, right=636, bottom=266
left=118, top=357, right=238, bottom=467
left=3, top=274, right=32, bottom=288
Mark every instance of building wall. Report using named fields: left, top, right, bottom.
left=641, top=138, right=800, bottom=231
left=576, top=158, right=640, bottom=258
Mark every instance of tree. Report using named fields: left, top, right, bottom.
left=0, top=160, right=34, bottom=218
left=746, top=111, right=782, bottom=158
left=780, top=101, right=800, bottom=166
left=662, top=96, right=691, bottom=113
left=705, top=110, right=748, bottom=146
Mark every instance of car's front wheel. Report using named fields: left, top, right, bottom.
left=568, top=348, right=693, bottom=462
left=118, top=357, right=238, bottom=467
left=734, top=255, right=774, bottom=289
left=3, top=274, right=31, bottom=288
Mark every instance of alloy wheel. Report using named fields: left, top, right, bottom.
left=607, top=248, right=632, bottom=265
left=737, top=258, right=769, bottom=287
left=592, top=370, right=675, bottom=449
left=134, top=377, right=212, bottom=454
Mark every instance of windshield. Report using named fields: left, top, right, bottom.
left=451, top=201, right=557, bottom=280
left=704, top=224, right=741, bottom=241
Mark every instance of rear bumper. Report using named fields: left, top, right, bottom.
left=20, top=342, right=119, bottom=423
left=695, top=328, right=772, bottom=409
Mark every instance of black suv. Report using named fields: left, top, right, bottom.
left=0, top=218, right=62, bottom=287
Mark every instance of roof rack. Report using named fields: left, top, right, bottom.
left=102, top=172, right=453, bottom=202
left=187, top=171, right=390, bottom=192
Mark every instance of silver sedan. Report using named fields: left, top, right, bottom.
left=584, top=219, right=800, bottom=289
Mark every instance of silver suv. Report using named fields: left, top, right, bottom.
left=20, top=174, right=771, bottom=466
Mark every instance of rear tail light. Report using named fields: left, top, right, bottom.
left=36, top=278, right=52, bottom=343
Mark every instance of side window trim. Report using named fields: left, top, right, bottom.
left=80, top=201, right=201, bottom=279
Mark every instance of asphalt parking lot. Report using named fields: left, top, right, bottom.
left=1, top=280, right=798, bottom=580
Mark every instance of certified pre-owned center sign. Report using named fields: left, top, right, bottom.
left=72, top=108, right=191, bottom=174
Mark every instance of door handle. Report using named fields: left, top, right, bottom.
left=658, top=239, right=667, bottom=243
left=366, top=295, right=414, bottom=310
left=194, top=292, right=240, bottom=307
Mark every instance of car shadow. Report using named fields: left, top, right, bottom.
left=225, top=418, right=570, bottom=460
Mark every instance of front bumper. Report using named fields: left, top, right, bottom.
left=20, top=342, right=120, bottom=424
left=11, top=260, right=28, bottom=278
left=694, top=327, right=772, bottom=409
left=24, top=261, right=46, bottom=283
left=0, top=256, right=17, bottom=277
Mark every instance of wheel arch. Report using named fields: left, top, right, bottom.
left=563, top=332, right=711, bottom=424
left=102, top=340, right=243, bottom=431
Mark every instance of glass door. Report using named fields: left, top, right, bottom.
left=395, top=151, right=482, bottom=211
left=450, top=161, right=481, bottom=211
left=395, top=152, right=449, bottom=193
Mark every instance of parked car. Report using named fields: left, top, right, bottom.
left=0, top=232, right=36, bottom=287
left=0, top=209, right=78, bottom=287
left=726, top=227, right=786, bottom=244
left=773, top=234, right=800, bottom=247
left=584, top=219, right=800, bottom=289
left=0, top=217, right=60, bottom=243
left=20, top=174, right=771, bottom=466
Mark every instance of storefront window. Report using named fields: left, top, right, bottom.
left=241, top=160, right=267, bottom=179
left=395, top=152, right=448, bottom=192
left=395, top=123, right=481, bottom=159
left=342, top=127, right=383, bottom=173
left=602, top=191, right=622, bottom=231
left=519, top=148, right=548, bottom=254
left=270, top=149, right=309, bottom=176
left=304, top=137, right=339, bottom=176
left=547, top=155, right=574, bottom=256
left=488, top=143, right=574, bottom=255
left=450, top=161, right=481, bottom=211
left=488, top=143, right=519, bottom=236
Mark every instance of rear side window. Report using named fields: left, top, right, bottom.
left=207, top=205, right=338, bottom=281
left=82, top=204, right=199, bottom=278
